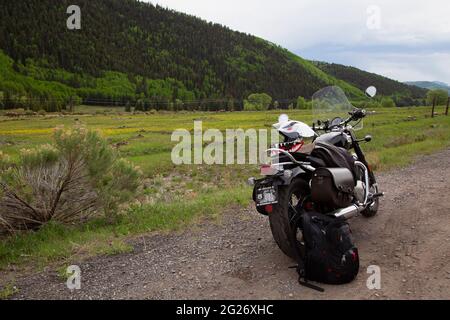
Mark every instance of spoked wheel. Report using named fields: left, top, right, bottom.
left=268, top=178, right=309, bottom=260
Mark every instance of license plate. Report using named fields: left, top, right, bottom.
left=256, top=185, right=278, bottom=206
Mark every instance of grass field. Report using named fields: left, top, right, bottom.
left=1, top=106, right=450, bottom=270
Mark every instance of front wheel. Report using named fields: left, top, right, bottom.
left=268, top=178, right=309, bottom=260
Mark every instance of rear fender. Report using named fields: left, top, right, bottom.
left=252, top=167, right=307, bottom=215
left=253, top=166, right=306, bottom=191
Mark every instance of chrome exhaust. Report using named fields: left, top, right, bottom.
left=354, top=161, right=370, bottom=206
left=333, top=204, right=363, bottom=220
left=333, top=161, right=371, bottom=220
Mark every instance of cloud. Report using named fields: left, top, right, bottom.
left=145, top=0, right=450, bottom=83
left=364, top=52, right=450, bottom=82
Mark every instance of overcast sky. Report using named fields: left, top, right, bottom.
left=144, top=0, right=450, bottom=84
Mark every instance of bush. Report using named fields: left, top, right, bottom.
left=381, top=97, right=396, bottom=108
left=0, top=151, right=11, bottom=171
left=135, top=99, right=145, bottom=111
left=273, top=101, right=279, bottom=109
left=426, top=89, right=448, bottom=106
left=296, top=96, right=307, bottom=109
left=0, top=126, right=141, bottom=234
left=125, top=101, right=132, bottom=112
left=243, top=93, right=272, bottom=111
left=367, top=101, right=382, bottom=109
left=243, top=99, right=256, bottom=111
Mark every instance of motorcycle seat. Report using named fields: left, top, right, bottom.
left=310, top=142, right=356, bottom=176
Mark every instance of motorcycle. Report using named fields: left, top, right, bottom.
left=249, top=85, right=383, bottom=260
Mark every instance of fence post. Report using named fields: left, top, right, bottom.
left=446, top=97, right=449, bottom=116
left=69, top=96, right=75, bottom=113
left=431, top=96, right=436, bottom=118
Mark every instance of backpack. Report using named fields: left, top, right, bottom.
left=298, top=212, right=359, bottom=285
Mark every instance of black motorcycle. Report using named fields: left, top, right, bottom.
left=249, top=86, right=383, bottom=259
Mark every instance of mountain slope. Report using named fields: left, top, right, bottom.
left=405, top=81, right=450, bottom=93
left=0, top=0, right=364, bottom=111
left=312, top=61, right=427, bottom=98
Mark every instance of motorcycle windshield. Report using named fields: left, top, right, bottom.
left=312, top=86, right=363, bottom=130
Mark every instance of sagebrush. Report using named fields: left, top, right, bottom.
left=0, top=126, right=141, bottom=234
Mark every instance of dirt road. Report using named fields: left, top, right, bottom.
left=9, top=149, right=450, bottom=299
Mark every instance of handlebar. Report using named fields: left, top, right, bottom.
left=313, top=108, right=366, bottom=131
left=349, top=108, right=366, bottom=121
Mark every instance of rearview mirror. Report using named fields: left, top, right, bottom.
left=365, top=86, right=377, bottom=98
left=278, top=114, right=289, bottom=123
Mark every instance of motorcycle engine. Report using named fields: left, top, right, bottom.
left=353, top=181, right=365, bottom=204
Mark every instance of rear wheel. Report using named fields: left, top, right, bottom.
left=268, top=178, right=309, bottom=260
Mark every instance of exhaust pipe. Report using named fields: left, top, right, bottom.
left=333, top=204, right=363, bottom=220
left=333, top=160, right=371, bottom=220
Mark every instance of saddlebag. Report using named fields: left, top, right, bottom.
left=300, top=212, right=359, bottom=284
left=311, top=167, right=355, bottom=208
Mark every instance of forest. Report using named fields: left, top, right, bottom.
left=0, top=0, right=426, bottom=111
left=313, top=61, right=427, bottom=106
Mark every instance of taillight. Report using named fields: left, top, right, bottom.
left=265, top=204, right=273, bottom=213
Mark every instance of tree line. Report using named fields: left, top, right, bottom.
left=0, top=1, right=429, bottom=112
left=313, top=61, right=427, bottom=99
left=0, top=0, right=347, bottom=112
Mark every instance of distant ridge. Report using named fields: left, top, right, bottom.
left=312, top=61, right=427, bottom=98
left=405, top=81, right=450, bottom=94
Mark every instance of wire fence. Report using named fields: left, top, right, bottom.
left=0, top=96, right=302, bottom=111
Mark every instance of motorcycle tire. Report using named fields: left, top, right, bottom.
left=269, top=178, right=309, bottom=260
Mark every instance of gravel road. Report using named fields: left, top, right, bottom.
left=7, top=149, right=450, bottom=299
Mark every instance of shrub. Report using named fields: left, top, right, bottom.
left=125, top=101, right=132, bottom=112
left=0, top=126, right=141, bottom=234
left=135, top=99, right=145, bottom=111
left=226, top=98, right=234, bottom=111
left=0, top=151, right=11, bottom=171
left=363, top=101, right=382, bottom=109
left=243, top=93, right=272, bottom=111
left=273, top=101, right=279, bottom=109
left=381, top=97, right=396, bottom=108
left=296, top=96, right=307, bottom=109
left=243, top=99, right=256, bottom=111
left=426, top=89, right=448, bottom=106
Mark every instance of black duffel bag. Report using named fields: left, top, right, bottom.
left=298, top=212, right=359, bottom=285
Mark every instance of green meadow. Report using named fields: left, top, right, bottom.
left=1, top=106, right=450, bottom=270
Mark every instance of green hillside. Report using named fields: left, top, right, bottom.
left=405, top=81, right=450, bottom=94
left=0, top=0, right=367, bottom=111
left=313, top=61, right=427, bottom=102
